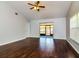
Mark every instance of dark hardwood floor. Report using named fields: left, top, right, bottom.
left=0, top=37, right=79, bottom=58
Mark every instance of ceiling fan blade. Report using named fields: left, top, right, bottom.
left=30, top=7, right=34, bottom=9
left=28, top=3, right=35, bottom=6
left=36, top=1, right=40, bottom=5
left=37, top=1, right=40, bottom=4
left=39, top=6, right=45, bottom=8
left=37, top=9, right=40, bottom=11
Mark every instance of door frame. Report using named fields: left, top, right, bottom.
left=39, top=22, right=54, bottom=36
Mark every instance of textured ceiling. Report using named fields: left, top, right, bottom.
left=7, top=1, right=71, bottom=20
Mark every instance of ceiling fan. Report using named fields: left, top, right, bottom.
left=27, top=1, right=45, bottom=11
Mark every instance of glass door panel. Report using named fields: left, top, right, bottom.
left=46, top=26, right=51, bottom=35
left=40, top=25, right=46, bottom=36
left=51, top=25, right=53, bottom=34
left=40, top=25, right=45, bottom=34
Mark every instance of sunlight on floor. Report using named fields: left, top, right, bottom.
left=39, top=36, right=55, bottom=52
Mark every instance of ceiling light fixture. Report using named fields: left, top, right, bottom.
left=27, top=1, right=45, bottom=11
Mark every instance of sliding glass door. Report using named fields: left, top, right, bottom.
left=40, top=24, right=53, bottom=36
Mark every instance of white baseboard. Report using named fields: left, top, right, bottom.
left=0, top=36, right=66, bottom=46
left=29, top=36, right=66, bottom=39
left=0, top=36, right=27, bottom=46
left=67, top=39, right=79, bottom=54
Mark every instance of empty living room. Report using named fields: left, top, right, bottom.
left=0, top=0, right=79, bottom=58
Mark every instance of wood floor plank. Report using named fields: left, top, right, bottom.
left=0, top=37, right=79, bottom=58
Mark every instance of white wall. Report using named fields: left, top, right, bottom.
left=0, top=2, right=29, bottom=45
left=30, top=18, right=66, bottom=39
left=66, top=2, right=79, bottom=54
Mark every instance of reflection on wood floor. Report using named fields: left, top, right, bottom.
left=0, top=36, right=79, bottom=58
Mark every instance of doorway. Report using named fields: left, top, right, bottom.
left=40, top=23, right=54, bottom=36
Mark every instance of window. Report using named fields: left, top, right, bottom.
left=70, top=12, right=79, bottom=28
left=70, top=12, right=79, bottom=42
left=70, top=14, right=77, bottom=28
left=78, top=13, right=79, bottom=26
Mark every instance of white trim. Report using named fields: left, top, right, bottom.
left=0, top=36, right=27, bottom=46
left=29, top=36, right=66, bottom=39
left=67, top=40, right=79, bottom=54
left=0, top=36, right=66, bottom=46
